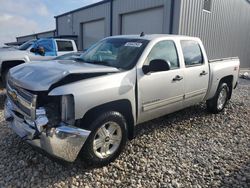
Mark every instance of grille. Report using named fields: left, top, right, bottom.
left=7, top=79, right=37, bottom=119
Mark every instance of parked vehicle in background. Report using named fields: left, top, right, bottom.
left=17, top=39, right=37, bottom=51
left=0, top=38, right=77, bottom=85
left=4, top=34, right=240, bottom=166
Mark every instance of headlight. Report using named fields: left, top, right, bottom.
left=61, top=95, right=75, bottom=124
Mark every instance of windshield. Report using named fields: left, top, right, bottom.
left=78, top=38, right=149, bottom=69
left=18, top=40, right=36, bottom=51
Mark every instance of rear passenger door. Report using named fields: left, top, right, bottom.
left=180, top=40, right=209, bottom=108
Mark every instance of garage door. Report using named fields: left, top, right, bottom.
left=121, top=7, right=164, bottom=35
left=82, top=19, right=105, bottom=49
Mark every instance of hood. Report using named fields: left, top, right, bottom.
left=9, top=60, right=120, bottom=91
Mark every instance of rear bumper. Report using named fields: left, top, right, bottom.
left=4, top=98, right=91, bottom=162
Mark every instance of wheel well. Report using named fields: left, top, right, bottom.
left=80, top=100, right=135, bottom=140
left=1, top=60, right=25, bottom=75
left=219, top=75, right=233, bottom=99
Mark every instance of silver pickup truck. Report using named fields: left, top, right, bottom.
left=4, top=35, right=240, bottom=166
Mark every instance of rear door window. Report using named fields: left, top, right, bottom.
left=56, top=41, right=74, bottom=51
left=180, top=40, right=204, bottom=67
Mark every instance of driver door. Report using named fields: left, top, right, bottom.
left=137, top=40, right=185, bottom=124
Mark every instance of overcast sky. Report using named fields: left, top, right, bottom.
left=0, top=0, right=102, bottom=46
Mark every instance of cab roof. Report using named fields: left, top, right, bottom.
left=107, top=34, right=200, bottom=41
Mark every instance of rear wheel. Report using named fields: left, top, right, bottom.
left=80, top=111, right=127, bottom=167
left=206, top=83, right=229, bottom=113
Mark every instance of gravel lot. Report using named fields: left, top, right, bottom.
left=0, top=79, right=249, bottom=188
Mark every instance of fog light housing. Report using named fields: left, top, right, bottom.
left=35, top=107, right=48, bottom=132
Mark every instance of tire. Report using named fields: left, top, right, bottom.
left=2, top=68, right=10, bottom=87
left=80, top=111, right=128, bottom=167
left=206, top=83, right=229, bottom=114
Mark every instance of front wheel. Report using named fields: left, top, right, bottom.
left=206, top=83, right=229, bottom=113
left=80, top=111, right=128, bottom=167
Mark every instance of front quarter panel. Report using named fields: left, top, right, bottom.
left=48, top=69, right=137, bottom=122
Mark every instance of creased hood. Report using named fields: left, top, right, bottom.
left=9, top=60, right=120, bottom=91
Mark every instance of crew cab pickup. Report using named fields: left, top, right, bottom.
left=4, top=35, right=240, bottom=166
left=0, top=38, right=77, bottom=84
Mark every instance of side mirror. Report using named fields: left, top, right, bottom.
left=142, top=59, right=171, bottom=74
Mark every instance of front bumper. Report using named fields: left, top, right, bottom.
left=4, top=99, right=91, bottom=162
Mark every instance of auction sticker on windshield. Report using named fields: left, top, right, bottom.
left=125, top=42, right=142, bottom=48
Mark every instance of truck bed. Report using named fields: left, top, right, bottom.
left=206, top=57, right=240, bottom=100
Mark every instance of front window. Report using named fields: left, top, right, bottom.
left=78, top=38, right=149, bottom=70
left=145, top=40, right=179, bottom=70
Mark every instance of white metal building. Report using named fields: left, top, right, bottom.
left=13, top=0, right=250, bottom=68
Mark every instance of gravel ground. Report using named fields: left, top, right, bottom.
left=0, top=79, right=249, bottom=188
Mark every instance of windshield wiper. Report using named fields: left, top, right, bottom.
left=89, top=60, right=111, bottom=66
left=75, top=57, right=85, bottom=62
left=84, top=60, right=116, bottom=67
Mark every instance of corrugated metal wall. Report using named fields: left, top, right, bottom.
left=37, top=31, right=56, bottom=38
left=56, top=0, right=173, bottom=50
left=17, top=36, right=36, bottom=43
left=57, top=2, right=110, bottom=50
left=17, top=30, right=56, bottom=43
left=178, top=0, right=250, bottom=68
left=112, top=0, right=172, bottom=35
left=57, top=15, right=73, bottom=36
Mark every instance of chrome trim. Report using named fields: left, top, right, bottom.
left=143, top=95, right=183, bottom=111
left=6, top=96, right=31, bottom=120
left=5, top=100, right=91, bottom=162
left=217, top=88, right=227, bottom=110
left=6, top=81, right=37, bottom=120
left=184, top=88, right=207, bottom=100
left=93, top=121, right=122, bottom=159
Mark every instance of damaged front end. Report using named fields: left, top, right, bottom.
left=4, top=79, right=90, bottom=162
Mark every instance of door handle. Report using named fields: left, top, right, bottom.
left=200, top=70, right=208, bottom=76
left=173, top=75, right=183, bottom=81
